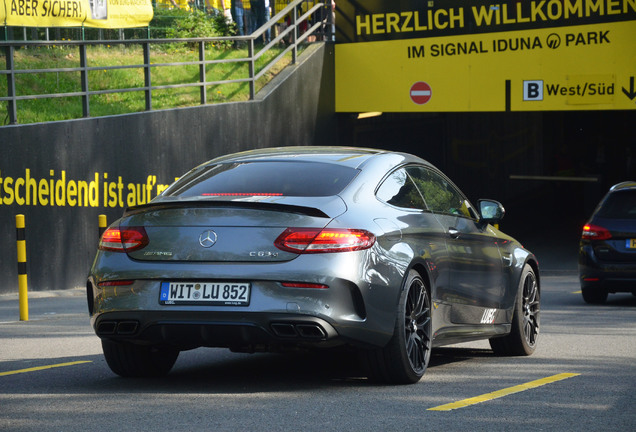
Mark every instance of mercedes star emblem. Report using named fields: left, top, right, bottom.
left=198, top=230, right=218, bottom=248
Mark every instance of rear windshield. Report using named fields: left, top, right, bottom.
left=163, top=161, right=359, bottom=198
left=597, top=190, right=636, bottom=219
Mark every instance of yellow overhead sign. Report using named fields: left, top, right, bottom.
left=0, top=0, right=153, bottom=28
left=335, top=0, right=636, bottom=112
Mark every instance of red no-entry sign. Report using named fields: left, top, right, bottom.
left=410, top=82, right=432, bottom=105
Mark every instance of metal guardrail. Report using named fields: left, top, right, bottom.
left=0, top=0, right=329, bottom=126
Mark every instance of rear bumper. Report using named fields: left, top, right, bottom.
left=93, top=310, right=345, bottom=351
left=87, top=272, right=397, bottom=350
left=579, top=246, right=636, bottom=292
left=87, top=245, right=408, bottom=350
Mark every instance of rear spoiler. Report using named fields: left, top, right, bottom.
left=123, top=200, right=331, bottom=219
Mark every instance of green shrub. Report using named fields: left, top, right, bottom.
left=151, top=8, right=234, bottom=38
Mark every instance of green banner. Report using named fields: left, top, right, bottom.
left=1, top=0, right=153, bottom=28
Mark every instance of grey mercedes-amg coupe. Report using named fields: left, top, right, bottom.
left=87, top=146, right=540, bottom=384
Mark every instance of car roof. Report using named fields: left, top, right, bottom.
left=203, top=146, right=395, bottom=170
left=609, top=181, right=636, bottom=192
left=201, top=146, right=437, bottom=173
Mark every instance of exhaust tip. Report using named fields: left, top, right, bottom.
left=116, top=321, right=139, bottom=335
left=97, top=320, right=139, bottom=336
left=270, top=322, right=327, bottom=340
left=97, top=321, right=117, bottom=335
left=296, top=324, right=326, bottom=339
left=271, top=323, right=298, bottom=338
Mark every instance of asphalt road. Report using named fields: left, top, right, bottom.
left=1, top=274, right=634, bottom=432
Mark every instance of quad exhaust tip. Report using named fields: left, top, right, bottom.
left=97, top=320, right=139, bottom=336
left=271, top=322, right=327, bottom=339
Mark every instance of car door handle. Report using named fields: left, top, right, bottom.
left=448, top=227, right=460, bottom=238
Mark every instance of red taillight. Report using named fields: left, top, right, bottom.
left=281, top=282, right=329, bottom=289
left=98, top=280, right=135, bottom=287
left=99, top=227, right=149, bottom=252
left=274, top=228, right=376, bottom=254
left=581, top=224, right=612, bottom=241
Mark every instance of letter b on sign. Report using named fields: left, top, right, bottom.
left=524, top=80, right=543, bottom=101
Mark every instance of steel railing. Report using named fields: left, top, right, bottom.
left=0, top=0, right=330, bottom=126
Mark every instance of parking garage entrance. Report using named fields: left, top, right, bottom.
left=337, top=110, right=633, bottom=270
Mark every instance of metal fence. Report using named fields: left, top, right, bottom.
left=1, top=0, right=329, bottom=126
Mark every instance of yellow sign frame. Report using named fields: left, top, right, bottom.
left=336, top=6, right=636, bottom=112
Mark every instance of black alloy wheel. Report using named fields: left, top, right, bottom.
left=490, top=264, right=540, bottom=356
left=403, top=273, right=432, bottom=376
left=365, top=270, right=432, bottom=384
left=520, top=267, right=540, bottom=349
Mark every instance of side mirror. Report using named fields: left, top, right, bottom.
left=478, top=199, right=505, bottom=225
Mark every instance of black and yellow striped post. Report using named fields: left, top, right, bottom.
left=16, top=214, right=28, bottom=321
left=98, top=214, right=107, bottom=238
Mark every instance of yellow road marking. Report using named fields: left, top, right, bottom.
left=428, top=373, right=580, bottom=411
left=0, top=361, right=92, bottom=377
left=573, top=291, right=582, bottom=294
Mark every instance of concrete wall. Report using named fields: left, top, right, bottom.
left=0, top=43, right=336, bottom=294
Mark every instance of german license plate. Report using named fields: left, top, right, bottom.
left=627, top=239, right=636, bottom=249
left=160, top=282, right=250, bottom=306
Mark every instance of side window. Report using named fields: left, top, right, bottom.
left=376, top=168, right=426, bottom=210
left=406, top=166, right=475, bottom=219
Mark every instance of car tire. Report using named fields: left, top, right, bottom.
left=102, top=339, right=179, bottom=377
left=365, top=270, right=432, bottom=384
left=490, top=264, right=539, bottom=356
left=581, top=286, right=608, bottom=304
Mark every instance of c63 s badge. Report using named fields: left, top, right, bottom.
left=250, top=251, right=279, bottom=258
